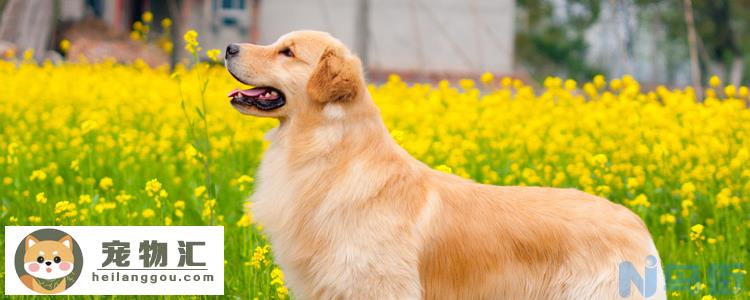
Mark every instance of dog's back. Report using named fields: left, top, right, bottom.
left=417, top=173, right=665, bottom=299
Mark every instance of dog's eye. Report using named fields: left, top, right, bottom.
left=54, top=256, right=61, bottom=263
left=36, top=256, right=44, bottom=263
left=279, top=48, right=294, bottom=58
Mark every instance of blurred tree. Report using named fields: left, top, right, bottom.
left=515, top=0, right=603, bottom=82
left=635, top=0, right=750, bottom=86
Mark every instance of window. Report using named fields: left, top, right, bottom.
left=220, top=0, right=245, bottom=10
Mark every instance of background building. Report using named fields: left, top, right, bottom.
left=1, top=0, right=747, bottom=88
left=22, top=0, right=515, bottom=81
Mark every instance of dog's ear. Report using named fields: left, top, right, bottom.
left=59, top=235, right=72, bottom=249
left=26, top=236, right=39, bottom=249
left=307, top=46, right=363, bottom=103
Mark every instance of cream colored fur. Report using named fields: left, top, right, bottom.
left=225, top=30, right=666, bottom=300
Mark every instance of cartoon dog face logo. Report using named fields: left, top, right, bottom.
left=24, top=235, right=75, bottom=279
left=15, top=229, right=82, bottom=294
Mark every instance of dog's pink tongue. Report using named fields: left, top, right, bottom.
left=228, top=87, right=269, bottom=97
left=46, top=268, right=52, bottom=273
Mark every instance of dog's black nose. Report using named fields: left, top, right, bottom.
left=226, top=44, right=240, bottom=59
left=45, top=261, right=51, bottom=266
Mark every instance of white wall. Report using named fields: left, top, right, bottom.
left=257, top=0, right=515, bottom=74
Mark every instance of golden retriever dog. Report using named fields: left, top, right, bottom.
left=225, top=31, right=666, bottom=299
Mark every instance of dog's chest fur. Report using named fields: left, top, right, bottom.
left=250, top=130, right=422, bottom=299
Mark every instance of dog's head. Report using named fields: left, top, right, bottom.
left=23, top=235, right=75, bottom=280
left=225, top=30, right=364, bottom=119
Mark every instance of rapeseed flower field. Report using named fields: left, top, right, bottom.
left=2, top=36, right=750, bottom=299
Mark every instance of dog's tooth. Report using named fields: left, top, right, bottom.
left=270, top=91, right=278, bottom=96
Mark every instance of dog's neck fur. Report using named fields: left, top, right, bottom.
left=268, top=89, right=406, bottom=169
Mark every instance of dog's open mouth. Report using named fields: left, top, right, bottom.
left=228, top=87, right=286, bottom=111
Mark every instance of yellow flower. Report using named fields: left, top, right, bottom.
left=23, top=48, right=34, bottom=60
left=610, top=79, right=622, bottom=91
left=236, top=214, right=253, bottom=227
left=27, top=216, right=42, bottom=223
left=206, top=48, right=221, bottom=62
left=183, top=30, right=201, bottom=55
left=174, top=200, right=186, bottom=209
left=238, top=175, right=254, bottom=184
left=709, top=75, right=721, bottom=87
left=681, top=199, right=694, bottom=217
left=593, top=74, right=606, bottom=89
left=276, top=286, right=289, bottom=299
left=161, top=18, right=172, bottom=28
left=390, top=129, right=406, bottom=144
left=142, top=208, right=155, bottom=218
left=54, top=176, right=64, bottom=185
left=500, top=77, right=512, bottom=87
left=202, top=198, right=217, bottom=218
left=70, top=159, right=79, bottom=171
left=591, top=154, right=608, bottom=167
left=705, top=88, right=716, bottom=99
left=3, top=177, right=13, bottom=185
left=680, top=182, right=696, bottom=198
left=480, top=72, right=494, bottom=84
left=271, top=267, right=288, bottom=298
left=701, top=295, right=716, bottom=300
left=142, top=11, right=154, bottom=23
left=80, top=120, right=98, bottom=134
left=459, top=79, right=475, bottom=90
left=55, top=201, right=78, bottom=218
left=659, top=214, right=676, bottom=225
left=115, top=192, right=133, bottom=204
left=194, top=185, right=207, bottom=197
left=690, top=224, right=705, bottom=241
left=165, top=217, right=173, bottom=225
left=626, top=194, right=650, bottom=208
left=739, top=86, right=749, bottom=98
left=145, top=179, right=163, bottom=196
left=30, top=169, right=47, bottom=181
left=250, top=245, right=270, bottom=268
left=435, top=164, right=453, bottom=174
left=59, top=39, right=71, bottom=53
left=79, top=194, right=92, bottom=204
left=271, top=267, right=285, bottom=285
left=564, top=79, right=577, bottom=90
left=237, top=175, right=255, bottom=191
left=35, top=192, right=47, bottom=204
left=184, top=143, right=202, bottom=162
left=724, top=84, right=736, bottom=98
left=99, top=177, right=114, bottom=190
left=162, top=41, right=174, bottom=54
